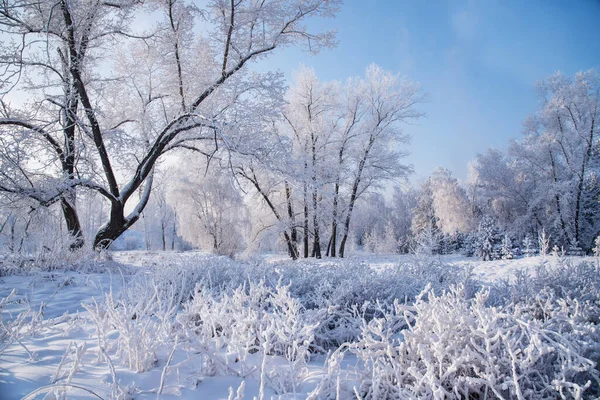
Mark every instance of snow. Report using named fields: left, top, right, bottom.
left=0, top=251, right=597, bottom=399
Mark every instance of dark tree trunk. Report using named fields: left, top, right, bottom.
left=161, top=220, right=167, bottom=251
left=60, top=197, right=84, bottom=250
left=574, top=117, right=595, bottom=247
left=338, top=187, right=356, bottom=258
left=311, top=189, right=321, bottom=258
left=303, top=181, right=309, bottom=258
left=339, top=137, right=375, bottom=258
left=93, top=205, right=127, bottom=250
left=285, top=181, right=299, bottom=256
left=549, top=149, right=570, bottom=243
left=329, top=181, right=340, bottom=257
left=171, top=211, right=177, bottom=250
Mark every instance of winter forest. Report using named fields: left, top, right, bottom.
left=1, top=0, right=600, bottom=399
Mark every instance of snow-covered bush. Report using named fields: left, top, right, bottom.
left=351, top=285, right=599, bottom=399
left=84, top=291, right=162, bottom=372
left=0, top=289, right=40, bottom=361
left=362, top=231, right=377, bottom=253
left=177, top=281, right=317, bottom=395
left=0, top=245, right=118, bottom=276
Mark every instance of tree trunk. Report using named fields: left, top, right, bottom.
left=574, top=117, right=595, bottom=247
left=303, top=180, right=309, bottom=258
left=238, top=168, right=298, bottom=259
left=161, top=220, right=167, bottom=251
left=338, top=187, right=356, bottom=258
left=9, top=217, right=16, bottom=252
left=93, top=206, right=127, bottom=250
left=284, top=181, right=299, bottom=256
left=60, top=197, right=85, bottom=250
left=339, top=138, right=375, bottom=258
left=171, top=211, right=177, bottom=250
left=311, top=189, right=321, bottom=258
left=549, top=149, right=570, bottom=243
left=329, top=181, right=340, bottom=257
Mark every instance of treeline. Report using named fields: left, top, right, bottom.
left=170, top=69, right=599, bottom=259
left=360, top=70, right=600, bottom=258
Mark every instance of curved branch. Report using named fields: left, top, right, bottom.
left=0, top=118, right=66, bottom=166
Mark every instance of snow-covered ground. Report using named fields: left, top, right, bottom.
left=1, top=252, right=598, bottom=399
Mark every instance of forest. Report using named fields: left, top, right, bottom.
left=0, top=0, right=599, bottom=399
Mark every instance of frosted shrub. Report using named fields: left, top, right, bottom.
left=177, top=281, right=317, bottom=394
left=412, top=224, right=441, bottom=256
left=83, top=287, right=167, bottom=372
left=307, top=347, right=351, bottom=400
left=0, top=289, right=39, bottom=360
left=351, top=285, right=599, bottom=399
left=506, top=261, right=600, bottom=309
left=567, top=240, right=584, bottom=256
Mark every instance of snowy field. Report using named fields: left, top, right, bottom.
left=1, top=252, right=599, bottom=399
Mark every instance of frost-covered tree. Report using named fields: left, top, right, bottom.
left=476, top=216, right=502, bottom=261
left=411, top=179, right=438, bottom=239
left=525, top=71, right=600, bottom=250
left=538, top=228, right=550, bottom=257
left=0, top=0, right=340, bottom=250
left=522, top=235, right=536, bottom=257
left=235, top=65, right=422, bottom=259
left=468, top=149, right=539, bottom=238
left=390, top=186, right=417, bottom=252
left=172, top=164, right=249, bottom=256
left=337, top=66, right=423, bottom=257
left=280, top=67, right=339, bottom=258
left=412, top=223, right=441, bottom=256
left=429, top=168, right=474, bottom=235
left=467, top=71, right=600, bottom=253
left=500, top=234, right=514, bottom=260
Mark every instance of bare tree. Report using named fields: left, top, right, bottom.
left=0, top=0, right=339, bottom=250
left=337, top=65, right=423, bottom=257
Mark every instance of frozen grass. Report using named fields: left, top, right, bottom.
left=0, top=252, right=598, bottom=399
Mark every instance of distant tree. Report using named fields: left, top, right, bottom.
left=429, top=168, right=475, bottom=235
left=538, top=228, right=550, bottom=257
left=522, top=235, right=536, bottom=257
left=338, top=66, right=423, bottom=257
left=172, top=165, right=249, bottom=256
left=476, top=216, right=502, bottom=261
left=494, top=70, right=600, bottom=250
left=411, top=179, right=438, bottom=240
left=235, top=65, right=423, bottom=259
left=500, top=234, right=514, bottom=260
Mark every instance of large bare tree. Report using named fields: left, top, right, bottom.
left=0, top=0, right=339, bottom=250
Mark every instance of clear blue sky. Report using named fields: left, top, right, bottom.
left=257, top=0, right=600, bottom=182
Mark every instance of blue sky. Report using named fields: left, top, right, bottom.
left=257, top=0, right=600, bottom=182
